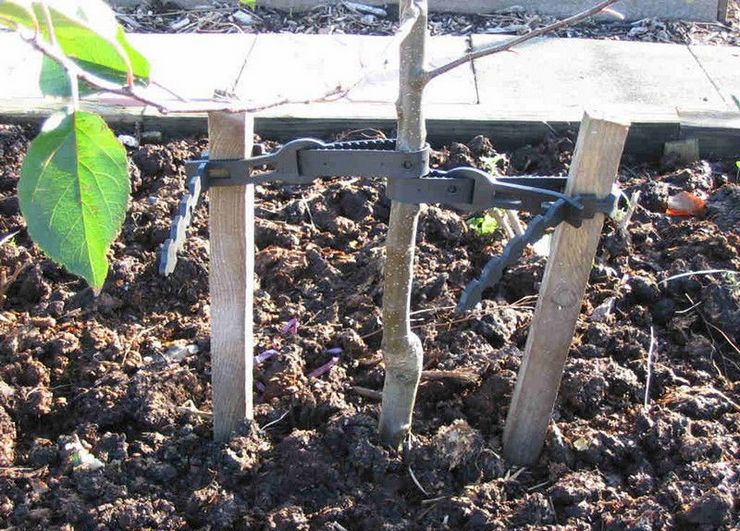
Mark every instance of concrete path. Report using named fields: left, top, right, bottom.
left=1, top=32, right=737, bottom=113
left=0, top=32, right=738, bottom=157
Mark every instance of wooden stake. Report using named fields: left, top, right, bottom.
left=208, top=112, right=255, bottom=441
left=502, top=111, right=629, bottom=465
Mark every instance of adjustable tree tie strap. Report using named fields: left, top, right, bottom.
left=196, top=138, right=431, bottom=188
left=160, top=137, right=620, bottom=312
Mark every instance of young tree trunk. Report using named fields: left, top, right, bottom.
left=378, top=0, right=428, bottom=450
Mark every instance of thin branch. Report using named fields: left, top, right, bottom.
left=658, top=269, right=739, bottom=286
left=13, top=0, right=423, bottom=116
left=20, top=31, right=352, bottom=114
left=644, top=326, right=656, bottom=410
left=424, top=0, right=622, bottom=82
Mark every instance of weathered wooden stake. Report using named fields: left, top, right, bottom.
left=503, top=111, right=629, bottom=465
left=208, top=112, right=255, bottom=441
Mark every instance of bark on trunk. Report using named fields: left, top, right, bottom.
left=378, top=0, right=428, bottom=450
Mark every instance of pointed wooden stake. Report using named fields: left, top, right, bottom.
left=503, top=111, right=629, bottom=465
left=208, top=111, right=255, bottom=441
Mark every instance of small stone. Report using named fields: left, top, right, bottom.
left=170, top=17, right=191, bottom=32
left=117, top=134, right=139, bottom=148
left=589, top=297, right=615, bottom=322
left=344, top=1, right=387, bottom=17
left=360, top=14, right=376, bottom=25
left=163, top=344, right=199, bottom=362
left=140, top=131, right=163, bottom=144
left=233, top=11, right=253, bottom=26
left=58, top=434, right=105, bottom=472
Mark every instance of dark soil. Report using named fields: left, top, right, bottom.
left=0, top=123, right=738, bottom=529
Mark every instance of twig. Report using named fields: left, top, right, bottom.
left=644, top=326, right=656, bottom=410
left=421, top=495, right=449, bottom=505
left=177, top=399, right=212, bottom=418
left=17, top=30, right=353, bottom=115
left=352, top=386, right=382, bottom=400
left=421, top=369, right=478, bottom=384
left=0, top=263, right=28, bottom=305
left=408, top=465, right=429, bottom=496
left=492, top=210, right=515, bottom=239
left=618, top=190, right=641, bottom=235
left=703, top=319, right=740, bottom=358
left=658, top=269, right=739, bottom=286
left=424, top=0, right=622, bottom=81
left=360, top=298, right=535, bottom=340
left=505, top=210, right=525, bottom=237
left=260, top=409, right=290, bottom=430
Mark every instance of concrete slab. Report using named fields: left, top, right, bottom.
left=234, top=34, right=476, bottom=106
left=0, top=37, right=44, bottom=99
left=255, top=1, right=723, bottom=22
left=127, top=34, right=257, bottom=100
left=1, top=31, right=738, bottom=160
left=688, top=44, right=740, bottom=109
left=472, top=36, right=729, bottom=112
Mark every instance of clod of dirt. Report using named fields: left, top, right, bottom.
left=663, top=385, right=739, bottom=420
left=705, top=184, right=740, bottom=233
left=339, top=186, right=374, bottom=222
left=467, top=135, right=495, bottom=159
left=651, top=297, right=677, bottom=325
left=418, top=206, right=469, bottom=243
left=642, top=180, right=670, bottom=211
left=627, top=275, right=661, bottom=304
left=548, top=469, right=606, bottom=507
left=560, top=361, right=608, bottom=416
left=445, top=142, right=476, bottom=169
left=131, top=145, right=175, bottom=178
left=435, top=420, right=483, bottom=471
left=678, top=488, right=734, bottom=527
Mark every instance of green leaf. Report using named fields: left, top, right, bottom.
left=35, top=1, right=149, bottom=98
left=240, top=0, right=257, bottom=8
left=34, top=1, right=149, bottom=90
left=0, top=0, right=36, bottom=30
left=39, top=56, right=71, bottom=97
left=38, top=56, right=103, bottom=98
left=39, top=56, right=138, bottom=98
left=467, top=213, right=499, bottom=236
left=19, top=111, right=130, bottom=289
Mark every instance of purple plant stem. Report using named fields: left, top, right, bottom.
left=281, top=317, right=299, bottom=336
left=309, top=356, right=340, bottom=379
left=255, top=349, right=278, bottom=364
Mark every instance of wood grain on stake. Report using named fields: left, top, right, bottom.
left=503, top=111, right=629, bottom=465
left=208, top=112, right=255, bottom=441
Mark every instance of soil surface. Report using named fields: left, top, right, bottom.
left=0, top=123, right=738, bottom=529
left=114, top=0, right=740, bottom=46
